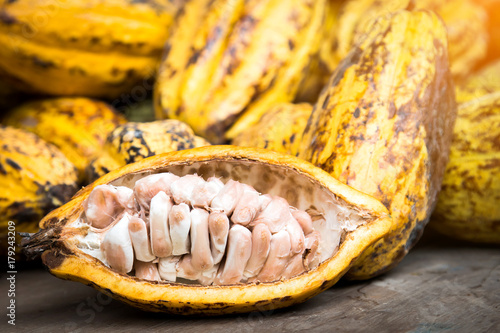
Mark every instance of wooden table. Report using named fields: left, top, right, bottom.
left=2, top=230, right=499, bottom=332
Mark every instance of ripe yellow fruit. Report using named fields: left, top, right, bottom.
left=432, top=61, right=500, bottom=243
left=0, top=126, right=78, bottom=256
left=299, top=10, right=457, bottom=279
left=155, top=0, right=326, bottom=143
left=0, top=0, right=180, bottom=97
left=335, top=0, right=488, bottom=78
left=3, top=98, right=127, bottom=182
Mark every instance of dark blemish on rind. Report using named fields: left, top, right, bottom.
left=43, top=249, right=67, bottom=270
left=175, top=105, right=184, bottom=117
left=90, top=36, right=101, bottom=44
left=186, top=47, right=201, bottom=67
left=289, top=133, right=296, bottom=144
left=225, top=46, right=240, bottom=76
left=5, top=158, right=21, bottom=170
left=349, top=134, right=364, bottom=141
left=353, top=107, right=361, bottom=118
left=46, top=184, right=78, bottom=211
left=69, top=67, right=86, bottom=76
left=0, top=162, right=7, bottom=175
left=32, top=56, right=55, bottom=69
left=0, top=10, right=17, bottom=25
left=44, top=217, right=64, bottom=228
left=288, top=39, right=295, bottom=50
left=320, top=280, right=329, bottom=290
left=162, top=43, right=172, bottom=61
left=205, top=25, right=222, bottom=53
left=126, top=69, right=136, bottom=78
left=116, top=126, right=155, bottom=164
left=59, top=109, right=75, bottom=118
left=322, top=94, right=330, bottom=109
left=406, top=218, right=427, bottom=250
left=388, top=101, right=396, bottom=119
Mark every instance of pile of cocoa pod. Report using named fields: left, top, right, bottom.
left=1, top=0, right=498, bottom=315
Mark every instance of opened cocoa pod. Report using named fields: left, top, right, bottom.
left=23, top=146, right=392, bottom=315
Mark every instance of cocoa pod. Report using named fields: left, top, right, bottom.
left=22, top=146, right=392, bottom=314
left=299, top=10, right=457, bottom=279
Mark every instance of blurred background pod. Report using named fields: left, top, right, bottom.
left=0, top=126, right=78, bottom=257
left=333, top=0, right=488, bottom=79
left=299, top=10, right=457, bottom=279
left=155, top=0, right=326, bottom=143
left=3, top=97, right=127, bottom=183
left=455, top=59, right=500, bottom=103
left=431, top=61, right=500, bottom=244
left=294, top=0, right=343, bottom=103
left=0, top=0, right=182, bottom=98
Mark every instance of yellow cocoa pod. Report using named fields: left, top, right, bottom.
left=87, top=120, right=210, bottom=181
left=0, top=0, right=180, bottom=98
left=22, top=146, right=392, bottom=314
left=155, top=0, right=326, bottom=143
left=299, top=10, right=457, bottom=279
left=0, top=126, right=78, bottom=256
left=3, top=98, right=127, bottom=182
left=295, top=0, right=343, bottom=103
left=455, top=59, right=500, bottom=103
left=431, top=92, right=500, bottom=243
left=232, top=103, right=312, bottom=156
left=335, top=0, right=488, bottom=78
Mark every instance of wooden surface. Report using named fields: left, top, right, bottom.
left=1, top=230, right=499, bottom=333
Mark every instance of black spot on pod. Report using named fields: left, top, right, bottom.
left=0, top=10, right=17, bottom=25
left=46, top=184, right=78, bottom=211
left=353, top=107, right=361, bottom=118
left=32, top=56, right=56, bottom=69
left=5, top=158, right=21, bottom=170
left=43, top=249, right=68, bottom=270
left=186, top=47, right=201, bottom=68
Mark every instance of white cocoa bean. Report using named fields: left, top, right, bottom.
left=150, top=191, right=173, bottom=257
left=101, top=213, right=134, bottom=274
